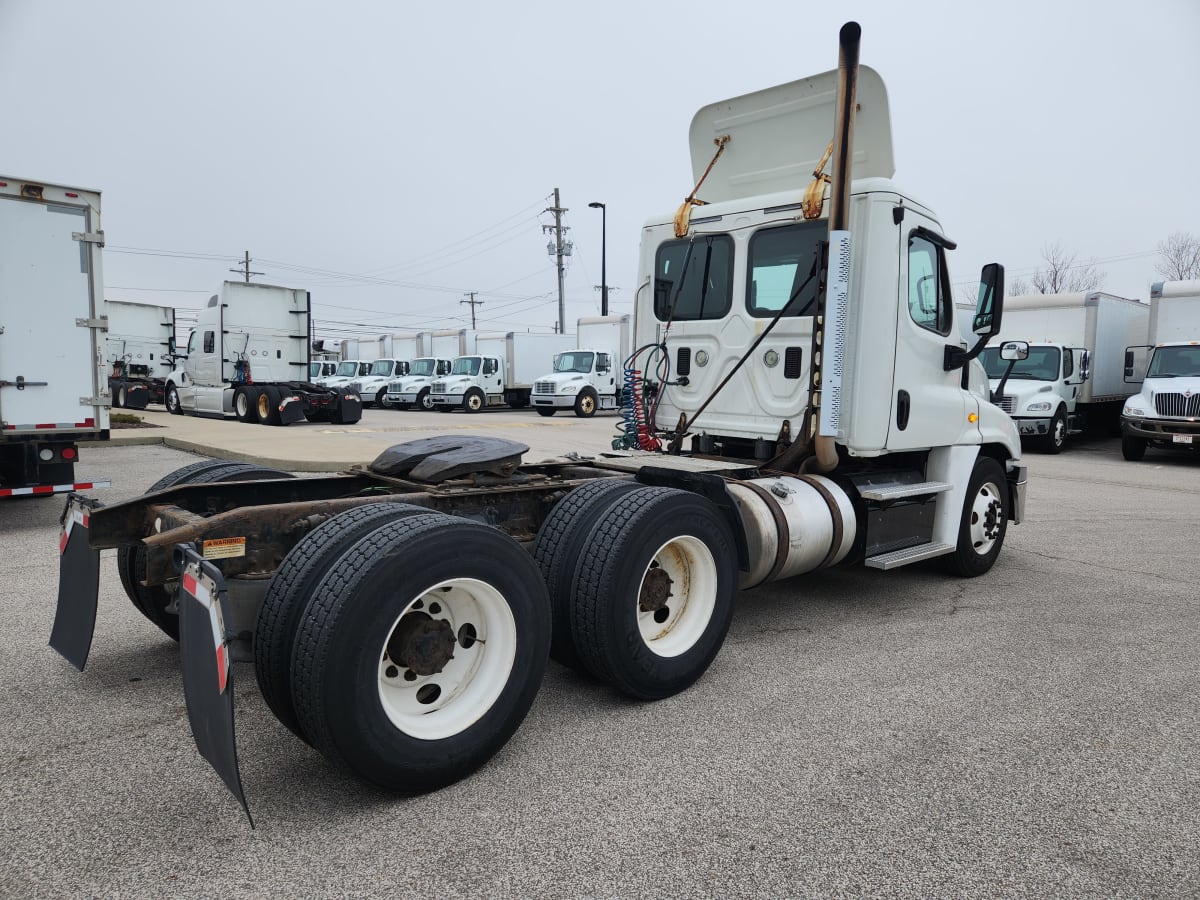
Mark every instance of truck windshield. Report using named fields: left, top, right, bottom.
left=980, top=346, right=1061, bottom=381
left=335, top=361, right=359, bottom=377
left=554, top=351, right=594, bottom=373
left=409, top=359, right=436, bottom=376
left=369, top=360, right=394, bottom=376
left=451, top=357, right=482, bottom=376
left=1147, top=345, right=1200, bottom=378
left=309, top=362, right=321, bottom=378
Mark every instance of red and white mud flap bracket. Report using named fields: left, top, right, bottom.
left=175, top=542, right=254, bottom=828
left=50, top=493, right=104, bottom=671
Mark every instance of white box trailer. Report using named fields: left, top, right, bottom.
left=104, top=299, right=176, bottom=409
left=0, top=176, right=110, bottom=498
left=981, top=291, right=1149, bottom=451
left=1120, top=280, right=1200, bottom=460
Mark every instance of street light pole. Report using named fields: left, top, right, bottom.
left=588, top=201, right=608, bottom=316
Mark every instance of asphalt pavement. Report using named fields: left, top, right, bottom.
left=2, top=416, right=1198, bottom=898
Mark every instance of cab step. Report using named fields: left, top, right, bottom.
left=857, top=481, right=952, bottom=501
left=864, top=541, right=955, bottom=570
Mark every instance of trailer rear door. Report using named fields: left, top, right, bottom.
left=0, top=188, right=103, bottom=433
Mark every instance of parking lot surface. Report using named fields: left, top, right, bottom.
left=2, top=415, right=1198, bottom=898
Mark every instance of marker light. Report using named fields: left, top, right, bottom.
left=968, top=413, right=979, bottom=423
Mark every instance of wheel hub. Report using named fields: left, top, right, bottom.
left=639, top=565, right=674, bottom=613
left=386, top=611, right=456, bottom=676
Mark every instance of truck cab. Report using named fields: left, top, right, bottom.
left=324, top=360, right=370, bottom=390
left=309, top=360, right=337, bottom=383
left=385, top=357, right=454, bottom=410
left=348, top=358, right=410, bottom=407
left=531, top=349, right=619, bottom=417
left=429, top=355, right=505, bottom=413
left=981, top=342, right=1089, bottom=452
left=1120, top=341, right=1200, bottom=459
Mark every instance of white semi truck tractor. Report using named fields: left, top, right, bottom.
left=50, top=24, right=1023, bottom=820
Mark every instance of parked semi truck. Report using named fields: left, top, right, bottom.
left=51, top=24, right=1024, bottom=818
left=1120, top=279, right=1200, bottom=460
left=531, top=315, right=631, bottom=418
left=105, top=299, right=176, bottom=409
left=429, top=331, right=577, bottom=412
left=0, top=176, right=110, bottom=499
left=164, top=281, right=362, bottom=426
left=386, top=329, right=473, bottom=410
left=980, top=292, right=1149, bottom=452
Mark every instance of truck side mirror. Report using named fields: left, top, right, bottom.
left=945, top=262, right=1005, bottom=371
left=1079, top=349, right=1091, bottom=382
left=999, top=340, right=1029, bottom=362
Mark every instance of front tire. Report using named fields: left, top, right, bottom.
left=568, top=487, right=738, bottom=700
left=417, top=387, right=434, bottom=411
left=1122, top=435, right=1147, bottom=461
left=165, top=384, right=183, bottom=416
left=234, top=386, right=259, bottom=423
left=463, top=389, right=485, bottom=413
left=943, top=456, right=1008, bottom=577
left=573, top=389, right=597, bottom=418
left=1041, top=407, right=1066, bottom=454
left=290, top=514, right=551, bottom=791
left=536, top=407, right=556, bottom=418
left=115, top=384, right=128, bottom=409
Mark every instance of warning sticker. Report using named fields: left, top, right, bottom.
left=201, top=537, right=247, bottom=560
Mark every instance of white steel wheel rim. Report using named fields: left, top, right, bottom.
left=968, top=479, right=1004, bottom=556
left=420, top=392, right=434, bottom=410
left=468, top=394, right=482, bottom=410
left=236, top=392, right=249, bottom=417
left=636, top=535, right=718, bottom=658
left=377, top=577, right=517, bottom=740
left=1052, top=417, right=1065, bottom=446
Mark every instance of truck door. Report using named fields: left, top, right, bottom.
left=0, top=198, right=95, bottom=430
left=886, top=222, right=969, bottom=450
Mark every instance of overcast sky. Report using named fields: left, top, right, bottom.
left=4, top=0, right=1198, bottom=343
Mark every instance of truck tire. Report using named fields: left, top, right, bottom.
left=573, top=389, right=598, bottom=418
left=234, top=386, right=259, bottom=423
left=463, top=389, right=486, bottom=413
left=376, top=388, right=390, bottom=408
left=1121, top=435, right=1147, bottom=461
left=257, top=386, right=284, bottom=426
left=436, top=404, right=454, bottom=413
left=417, top=387, right=434, bottom=411
left=568, top=486, right=738, bottom=700
left=255, top=501, right=439, bottom=742
left=531, top=478, right=640, bottom=670
left=118, top=461, right=293, bottom=640
left=165, top=383, right=183, bottom=415
left=943, top=456, right=1008, bottom=578
left=1040, top=407, right=1066, bottom=454
left=536, top=407, right=556, bottom=417
left=112, top=382, right=126, bottom=409
left=290, top=514, right=551, bottom=791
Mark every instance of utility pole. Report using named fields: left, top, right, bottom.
left=230, top=250, right=262, bottom=283
left=460, top=291, right=482, bottom=328
left=543, top=189, right=569, bottom=336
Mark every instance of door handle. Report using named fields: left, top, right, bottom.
left=896, top=389, right=911, bottom=430
left=0, top=375, right=49, bottom=390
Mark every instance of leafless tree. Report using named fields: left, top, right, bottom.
left=1028, top=242, right=1103, bottom=293
left=1007, top=276, right=1031, bottom=297
left=1155, top=232, right=1200, bottom=281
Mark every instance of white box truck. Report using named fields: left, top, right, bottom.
left=385, top=329, right=470, bottom=410
left=51, top=24, right=1028, bottom=814
left=1120, top=279, right=1200, bottom=460
left=164, top=281, right=361, bottom=426
left=531, top=315, right=631, bottom=417
left=0, top=176, right=110, bottom=498
left=105, top=299, right=176, bottom=409
left=980, top=292, right=1149, bottom=452
left=429, top=331, right=576, bottom=412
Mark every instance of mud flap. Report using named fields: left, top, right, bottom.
left=123, top=383, right=151, bottom=410
left=279, top=395, right=306, bottom=425
left=175, top=543, right=254, bottom=827
left=50, top=495, right=103, bottom=671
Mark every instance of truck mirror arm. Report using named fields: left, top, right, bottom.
left=943, top=331, right=990, bottom=372
left=991, top=359, right=1017, bottom=404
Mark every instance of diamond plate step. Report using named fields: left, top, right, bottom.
left=858, top=481, right=952, bottom=501
left=864, top=541, right=955, bottom=570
